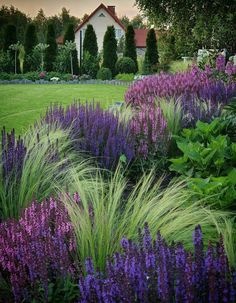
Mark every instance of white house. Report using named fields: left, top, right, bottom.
left=74, top=4, right=125, bottom=65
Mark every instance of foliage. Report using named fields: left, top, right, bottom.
left=63, top=23, right=79, bottom=75
left=0, top=49, right=12, bottom=73
left=115, top=73, right=134, bottom=82
left=169, top=119, right=236, bottom=209
left=0, top=198, right=76, bottom=302
left=83, top=24, right=98, bottom=58
left=79, top=225, right=236, bottom=302
left=143, top=28, right=158, bottom=74
left=3, top=24, right=17, bottom=51
left=115, top=57, right=136, bottom=74
left=45, top=23, right=58, bottom=71
left=169, top=60, right=192, bottom=73
left=125, top=66, right=236, bottom=127
left=34, top=43, right=49, bottom=72
left=44, top=103, right=135, bottom=170
left=124, top=25, right=138, bottom=72
left=0, top=5, right=29, bottom=48
left=135, top=0, right=236, bottom=56
left=64, top=167, right=235, bottom=271
left=81, top=51, right=99, bottom=79
left=158, top=32, right=177, bottom=64
left=24, top=23, right=37, bottom=55
left=63, top=41, right=77, bottom=75
left=102, top=26, right=118, bottom=77
left=18, top=44, right=25, bottom=73
left=96, top=67, right=112, bottom=80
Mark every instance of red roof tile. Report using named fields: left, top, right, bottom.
left=134, top=29, right=158, bottom=48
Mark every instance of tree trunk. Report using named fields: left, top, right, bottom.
left=70, top=52, right=73, bottom=76
left=15, top=51, right=17, bottom=74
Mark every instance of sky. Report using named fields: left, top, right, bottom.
left=0, top=0, right=140, bottom=18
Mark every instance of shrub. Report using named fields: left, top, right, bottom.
left=45, top=23, right=58, bottom=71
left=44, top=103, right=135, bottom=169
left=116, top=57, right=136, bottom=74
left=102, top=26, right=117, bottom=77
left=169, top=118, right=236, bottom=209
left=0, top=51, right=12, bottom=73
left=143, top=28, right=159, bottom=74
left=81, top=51, right=99, bottom=79
left=82, top=24, right=98, bottom=58
left=63, top=23, right=79, bottom=75
left=115, top=73, right=134, bottom=82
left=79, top=74, right=91, bottom=81
left=124, top=25, right=138, bottom=73
left=79, top=225, right=236, bottom=302
left=96, top=67, right=112, bottom=80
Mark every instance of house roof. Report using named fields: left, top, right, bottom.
left=134, top=29, right=158, bottom=48
left=75, top=3, right=126, bottom=32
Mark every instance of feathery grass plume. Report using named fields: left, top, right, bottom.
left=62, top=166, right=235, bottom=270
left=158, top=98, right=183, bottom=136
left=0, top=124, right=77, bottom=220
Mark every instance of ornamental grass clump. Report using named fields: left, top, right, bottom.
left=0, top=125, right=75, bottom=220
left=79, top=224, right=236, bottom=303
left=44, top=103, right=135, bottom=169
left=0, top=198, right=76, bottom=302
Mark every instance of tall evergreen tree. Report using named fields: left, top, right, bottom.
left=24, top=23, right=37, bottom=54
left=45, top=23, right=57, bottom=71
left=3, top=24, right=17, bottom=51
left=102, top=26, right=117, bottom=77
left=124, top=25, right=138, bottom=73
left=63, top=23, right=79, bottom=74
left=143, top=28, right=158, bottom=73
left=83, top=24, right=98, bottom=57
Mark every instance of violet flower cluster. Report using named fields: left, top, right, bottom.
left=0, top=198, right=76, bottom=302
left=131, top=105, right=168, bottom=159
left=1, top=127, right=26, bottom=186
left=79, top=224, right=236, bottom=303
left=44, top=103, right=135, bottom=169
left=125, top=66, right=236, bottom=126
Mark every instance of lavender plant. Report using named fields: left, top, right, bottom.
left=0, top=198, right=76, bottom=302
left=79, top=224, right=236, bottom=303
left=44, top=103, right=135, bottom=169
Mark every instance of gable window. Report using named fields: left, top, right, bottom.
left=99, top=13, right=105, bottom=17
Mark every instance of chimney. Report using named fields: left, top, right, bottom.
left=107, top=6, right=116, bottom=15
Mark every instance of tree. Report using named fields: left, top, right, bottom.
left=135, top=0, right=236, bottom=55
left=0, top=5, right=30, bottom=48
left=124, top=25, right=138, bottom=73
left=83, top=24, right=98, bottom=57
left=143, top=28, right=158, bottom=73
left=63, top=23, right=79, bottom=74
left=24, top=23, right=37, bottom=54
left=34, top=43, right=49, bottom=71
left=3, top=24, right=17, bottom=51
left=131, top=14, right=146, bottom=29
left=33, top=9, right=47, bottom=42
left=9, top=41, right=22, bottom=74
left=45, top=23, right=57, bottom=71
left=82, top=14, right=89, bottom=23
left=63, top=41, right=77, bottom=75
left=102, top=26, right=117, bottom=77
left=120, top=15, right=130, bottom=28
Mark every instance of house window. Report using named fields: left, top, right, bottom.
left=99, top=13, right=105, bottom=17
left=115, top=29, right=122, bottom=39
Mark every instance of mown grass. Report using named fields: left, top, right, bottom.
left=0, top=84, right=127, bottom=134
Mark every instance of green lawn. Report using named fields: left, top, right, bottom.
left=0, top=84, right=127, bottom=134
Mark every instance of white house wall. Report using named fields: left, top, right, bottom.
left=75, top=7, right=125, bottom=65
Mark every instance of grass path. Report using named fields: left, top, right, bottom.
left=0, top=84, right=127, bottom=134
